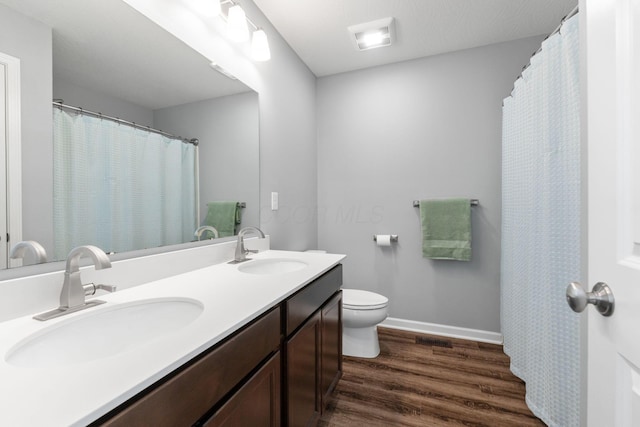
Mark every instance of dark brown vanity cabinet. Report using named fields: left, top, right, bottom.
left=203, top=352, right=281, bottom=427
left=92, top=264, right=343, bottom=427
left=320, top=292, right=342, bottom=408
left=286, top=310, right=322, bottom=426
left=285, top=265, right=342, bottom=427
left=93, top=307, right=281, bottom=427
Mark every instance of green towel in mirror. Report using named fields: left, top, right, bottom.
left=205, top=201, right=241, bottom=237
left=420, top=198, right=471, bottom=261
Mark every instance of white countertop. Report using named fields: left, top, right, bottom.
left=0, top=250, right=345, bottom=426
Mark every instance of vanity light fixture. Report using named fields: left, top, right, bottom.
left=251, top=29, right=271, bottom=61
left=220, top=1, right=272, bottom=61
left=227, top=4, right=250, bottom=42
left=348, top=17, right=395, bottom=51
left=201, top=0, right=272, bottom=62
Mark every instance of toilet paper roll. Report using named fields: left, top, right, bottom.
left=375, top=235, right=392, bottom=247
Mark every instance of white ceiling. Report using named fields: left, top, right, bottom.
left=0, top=0, right=251, bottom=110
left=253, top=0, right=579, bottom=77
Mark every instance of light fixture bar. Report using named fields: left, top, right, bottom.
left=186, top=0, right=221, bottom=17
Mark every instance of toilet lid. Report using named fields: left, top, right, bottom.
left=342, top=289, right=388, bottom=310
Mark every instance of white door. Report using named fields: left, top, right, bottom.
left=583, top=0, right=640, bottom=425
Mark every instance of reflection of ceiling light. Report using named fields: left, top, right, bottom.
left=209, top=62, right=237, bottom=79
left=251, top=29, right=271, bottom=62
left=348, top=17, right=395, bottom=51
left=227, top=5, right=249, bottom=42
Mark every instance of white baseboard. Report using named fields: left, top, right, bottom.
left=380, top=317, right=503, bottom=345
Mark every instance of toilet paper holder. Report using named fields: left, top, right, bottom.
left=373, top=234, right=398, bottom=242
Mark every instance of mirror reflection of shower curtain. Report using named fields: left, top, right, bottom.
left=501, top=14, right=580, bottom=427
left=53, top=108, right=197, bottom=260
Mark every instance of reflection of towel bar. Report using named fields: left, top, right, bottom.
left=238, top=202, right=246, bottom=208
left=413, top=199, right=479, bottom=207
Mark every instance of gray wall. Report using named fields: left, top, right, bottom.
left=317, top=36, right=543, bottom=333
left=240, top=0, right=319, bottom=251
left=154, top=91, right=260, bottom=231
left=0, top=5, right=53, bottom=258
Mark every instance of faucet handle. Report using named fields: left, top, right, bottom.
left=84, top=283, right=117, bottom=296
left=246, top=249, right=259, bottom=254
left=96, top=284, right=117, bottom=293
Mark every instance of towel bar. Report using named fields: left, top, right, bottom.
left=412, top=199, right=479, bottom=207
left=238, top=202, right=246, bottom=208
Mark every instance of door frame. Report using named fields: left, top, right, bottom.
left=0, top=51, right=23, bottom=268
left=578, top=2, right=589, bottom=425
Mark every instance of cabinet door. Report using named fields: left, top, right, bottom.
left=286, top=265, right=342, bottom=336
left=321, top=292, right=342, bottom=409
left=94, top=308, right=280, bottom=427
left=204, top=352, right=281, bottom=427
left=286, top=311, right=321, bottom=427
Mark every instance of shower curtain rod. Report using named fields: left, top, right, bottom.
left=52, top=100, right=199, bottom=146
left=508, top=4, right=579, bottom=97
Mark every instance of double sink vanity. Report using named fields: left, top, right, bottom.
left=0, top=244, right=345, bottom=426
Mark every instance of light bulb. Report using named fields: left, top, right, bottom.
left=362, top=31, right=385, bottom=47
left=251, top=29, right=271, bottom=61
left=227, top=5, right=249, bottom=42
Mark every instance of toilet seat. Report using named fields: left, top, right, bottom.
left=342, top=289, right=388, bottom=310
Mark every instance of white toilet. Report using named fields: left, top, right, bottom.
left=342, top=288, right=389, bottom=358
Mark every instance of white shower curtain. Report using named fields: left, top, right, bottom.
left=501, top=14, right=580, bottom=427
left=53, top=108, right=197, bottom=260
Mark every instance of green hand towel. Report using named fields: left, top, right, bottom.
left=420, top=198, right=471, bottom=261
left=205, top=201, right=241, bottom=237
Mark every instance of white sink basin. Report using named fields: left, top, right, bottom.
left=5, top=298, right=204, bottom=368
left=238, top=258, right=308, bottom=275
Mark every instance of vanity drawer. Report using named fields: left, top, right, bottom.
left=286, top=264, right=342, bottom=336
left=96, top=306, right=281, bottom=427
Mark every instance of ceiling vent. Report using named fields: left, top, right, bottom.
left=347, top=17, right=395, bottom=51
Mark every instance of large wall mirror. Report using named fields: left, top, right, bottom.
left=0, top=0, right=259, bottom=269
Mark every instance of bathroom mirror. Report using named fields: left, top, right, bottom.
left=0, top=0, right=260, bottom=267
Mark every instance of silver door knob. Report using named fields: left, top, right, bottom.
left=566, top=282, right=615, bottom=317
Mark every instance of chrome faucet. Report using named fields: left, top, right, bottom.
left=60, top=246, right=112, bottom=308
left=34, top=245, right=115, bottom=321
left=9, top=241, right=48, bottom=265
left=230, top=226, right=265, bottom=263
left=194, top=225, right=219, bottom=240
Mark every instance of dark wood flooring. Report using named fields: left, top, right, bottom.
left=318, top=327, right=545, bottom=427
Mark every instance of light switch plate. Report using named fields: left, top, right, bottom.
left=271, top=192, right=278, bottom=210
